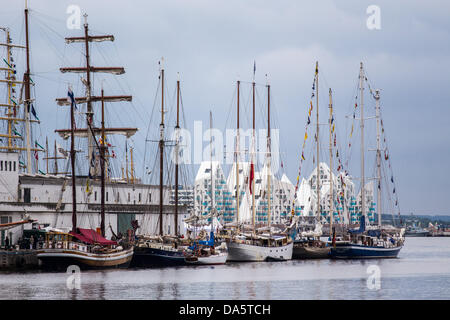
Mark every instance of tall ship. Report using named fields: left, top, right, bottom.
left=130, top=63, right=190, bottom=267
left=0, top=5, right=186, bottom=252
left=223, top=72, right=293, bottom=262
left=329, top=63, right=405, bottom=259
left=291, top=62, right=332, bottom=259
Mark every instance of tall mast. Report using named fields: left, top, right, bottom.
left=210, top=111, right=215, bottom=232
left=70, top=88, right=77, bottom=233
left=159, top=60, right=165, bottom=236
left=45, top=137, right=48, bottom=174
left=359, top=62, right=366, bottom=223
left=24, top=3, right=32, bottom=173
left=174, top=75, right=180, bottom=236
left=252, top=80, right=256, bottom=231
left=267, top=80, right=271, bottom=230
left=328, top=88, right=334, bottom=231
left=57, top=14, right=135, bottom=174
left=54, top=140, right=58, bottom=175
left=0, top=27, right=38, bottom=156
left=83, top=14, right=94, bottom=171
left=315, top=62, right=320, bottom=222
left=375, top=89, right=382, bottom=227
left=235, top=80, right=240, bottom=227
left=100, top=88, right=106, bottom=237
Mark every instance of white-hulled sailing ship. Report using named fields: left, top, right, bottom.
left=223, top=74, right=293, bottom=262
left=329, top=62, right=405, bottom=259
left=183, top=111, right=228, bottom=265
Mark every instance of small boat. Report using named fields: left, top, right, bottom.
left=292, top=222, right=330, bottom=259
left=37, top=229, right=134, bottom=270
left=184, top=232, right=228, bottom=265
left=405, top=225, right=430, bottom=237
left=293, top=238, right=330, bottom=259
left=227, top=233, right=293, bottom=262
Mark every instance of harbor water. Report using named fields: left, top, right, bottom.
left=0, top=237, right=449, bottom=300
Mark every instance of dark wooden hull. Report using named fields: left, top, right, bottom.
left=130, top=246, right=187, bottom=268
left=292, top=245, right=331, bottom=259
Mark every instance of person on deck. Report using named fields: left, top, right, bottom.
left=5, top=236, right=10, bottom=250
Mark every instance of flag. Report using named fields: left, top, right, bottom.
left=307, top=117, right=310, bottom=125
left=86, top=178, right=92, bottom=195
left=301, top=152, right=305, bottom=161
left=304, top=132, right=308, bottom=141
left=68, top=86, right=77, bottom=109
left=391, top=176, right=394, bottom=183
left=253, top=61, right=256, bottom=78
left=31, top=105, right=39, bottom=120
left=35, top=141, right=44, bottom=150
left=249, top=163, right=254, bottom=194
left=56, top=143, right=68, bottom=158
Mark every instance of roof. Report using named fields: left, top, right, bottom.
left=70, top=228, right=117, bottom=246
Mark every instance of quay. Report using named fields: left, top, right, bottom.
left=0, top=249, right=40, bottom=270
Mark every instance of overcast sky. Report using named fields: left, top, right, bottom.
left=1, top=0, right=449, bottom=215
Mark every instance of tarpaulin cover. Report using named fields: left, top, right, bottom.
left=348, top=216, right=366, bottom=235
left=70, top=228, right=117, bottom=246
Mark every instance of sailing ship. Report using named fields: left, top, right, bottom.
left=329, top=63, right=405, bottom=259
left=1, top=4, right=184, bottom=253
left=224, top=75, right=293, bottom=262
left=36, top=14, right=134, bottom=269
left=130, top=64, right=188, bottom=267
left=292, top=62, right=331, bottom=259
left=183, top=112, right=228, bottom=265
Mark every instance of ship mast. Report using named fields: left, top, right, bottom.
left=159, top=60, right=165, bottom=236
left=70, top=85, right=77, bottom=233
left=375, top=89, right=382, bottom=227
left=100, top=88, right=106, bottom=237
left=251, top=79, right=256, bottom=232
left=328, top=88, right=334, bottom=232
left=209, top=111, right=215, bottom=232
left=235, top=80, right=240, bottom=229
left=315, top=62, right=320, bottom=223
left=359, top=62, right=366, bottom=224
left=174, top=75, right=180, bottom=236
left=24, top=2, right=32, bottom=173
left=56, top=14, right=135, bottom=169
left=266, top=78, right=271, bottom=231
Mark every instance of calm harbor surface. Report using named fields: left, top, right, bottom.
left=0, top=237, right=449, bottom=300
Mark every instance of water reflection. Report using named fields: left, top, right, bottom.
left=1, top=238, right=450, bottom=299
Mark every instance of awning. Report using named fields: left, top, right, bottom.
left=70, top=228, right=117, bottom=246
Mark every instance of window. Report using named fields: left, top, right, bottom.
left=148, top=193, right=151, bottom=202
left=0, top=161, right=2, bottom=171
left=13, top=161, right=16, bottom=172
left=139, top=193, right=141, bottom=202
left=94, top=191, right=97, bottom=201
left=106, top=192, right=108, bottom=202
left=128, top=193, right=130, bottom=202
left=8, top=161, right=11, bottom=171
left=24, top=188, right=31, bottom=203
